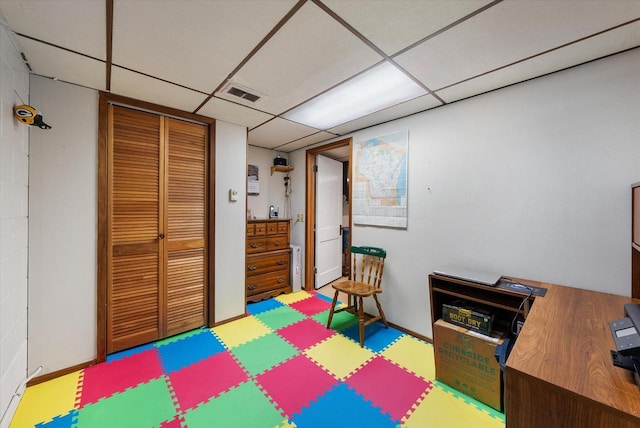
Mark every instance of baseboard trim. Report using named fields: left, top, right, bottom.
left=27, top=360, right=97, bottom=387
left=213, top=312, right=246, bottom=327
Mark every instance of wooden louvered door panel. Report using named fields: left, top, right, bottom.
left=107, top=107, right=208, bottom=354
left=165, top=118, right=207, bottom=336
left=108, top=106, right=163, bottom=353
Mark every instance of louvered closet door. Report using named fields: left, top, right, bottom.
left=108, top=106, right=163, bottom=353
left=107, top=107, right=208, bottom=353
left=165, top=118, right=207, bottom=336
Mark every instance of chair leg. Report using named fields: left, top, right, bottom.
left=326, top=290, right=339, bottom=329
left=373, top=294, right=388, bottom=328
left=358, top=296, right=365, bottom=348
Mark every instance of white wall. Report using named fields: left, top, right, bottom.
left=215, top=121, right=247, bottom=322
left=292, top=48, right=640, bottom=339
left=28, top=75, right=98, bottom=376
left=0, top=15, right=29, bottom=423
left=247, top=145, right=289, bottom=220
left=26, top=80, right=249, bottom=374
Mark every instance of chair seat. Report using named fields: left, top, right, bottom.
left=332, top=279, right=381, bottom=297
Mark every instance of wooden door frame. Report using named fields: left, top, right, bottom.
left=304, top=138, right=352, bottom=290
left=97, top=92, right=216, bottom=362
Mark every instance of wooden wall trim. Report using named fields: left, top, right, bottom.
left=207, top=122, right=216, bottom=327
left=304, top=138, right=351, bottom=291
left=27, top=360, right=97, bottom=387
left=96, top=93, right=108, bottom=363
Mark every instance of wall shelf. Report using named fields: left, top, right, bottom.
left=271, top=165, right=294, bottom=175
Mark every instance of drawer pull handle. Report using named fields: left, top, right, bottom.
left=250, top=243, right=260, bottom=248
left=248, top=284, right=257, bottom=290
left=276, top=260, right=285, bottom=265
left=273, top=241, right=281, bottom=246
left=277, top=277, right=285, bottom=283
left=248, top=264, right=257, bottom=271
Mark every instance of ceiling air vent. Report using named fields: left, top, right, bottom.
left=221, top=82, right=265, bottom=104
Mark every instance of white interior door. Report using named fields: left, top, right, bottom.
left=315, top=155, right=344, bottom=289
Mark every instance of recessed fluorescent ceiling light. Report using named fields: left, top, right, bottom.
left=283, top=62, right=428, bottom=130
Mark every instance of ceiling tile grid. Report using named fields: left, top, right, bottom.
left=1, top=0, right=638, bottom=152
left=230, top=1, right=383, bottom=115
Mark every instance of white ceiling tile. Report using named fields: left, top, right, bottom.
left=274, top=131, right=337, bottom=152
left=248, top=117, right=321, bottom=149
left=323, top=0, right=492, bottom=55
left=437, top=22, right=640, bottom=104
left=197, top=97, right=274, bottom=129
left=0, top=0, right=105, bottom=59
left=110, top=66, right=208, bottom=113
left=328, top=94, right=442, bottom=135
left=112, top=0, right=297, bottom=93
left=395, top=0, right=640, bottom=90
left=232, top=1, right=383, bottom=114
left=17, top=36, right=106, bottom=91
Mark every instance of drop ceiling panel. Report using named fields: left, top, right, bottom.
left=437, top=22, right=640, bottom=104
left=274, top=131, right=337, bottom=153
left=0, top=0, right=105, bottom=59
left=248, top=117, right=321, bottom=149
left=322, top=0, right=492, bottom=56
left=328, top=94, right=442, bottom=135
left=17, top=37, right=106, bottom=91
left=395, top=1, right=640, bottom=91
left=111, top=66, right=208, bottom=113
left=197, top=97, right=274, bottom=129
left=112, top=0, right=297, bottom=93
left=232, top=1, right=383, bottom=115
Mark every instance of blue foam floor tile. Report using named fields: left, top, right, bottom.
left=314, top=293, right=335, bottom=303
left=293, top=382, right=397, bottom=428
left=247, top=298, right=285, bottom=315
left=157, top=330, right=225, bottom=373
left=341, top=322, right=404, bottom=353
left=35, top=410, right=78, bottom=428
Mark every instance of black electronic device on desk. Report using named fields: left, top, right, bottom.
left=610, top=303, right=640, bottom=387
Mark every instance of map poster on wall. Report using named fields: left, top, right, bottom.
left=353, top=130, right=408, bottom=228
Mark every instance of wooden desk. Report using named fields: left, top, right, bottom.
left=506, top=283, right=640, bottom=427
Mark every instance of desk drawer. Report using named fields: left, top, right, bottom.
left=246, top=252, right=289, bottom=277
left=246, top=271, right=290, bottom=296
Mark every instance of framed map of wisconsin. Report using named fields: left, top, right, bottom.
left=353, top=130, right=408, bottom=228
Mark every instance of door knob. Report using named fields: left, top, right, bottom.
left=159, top=234, right=165, bottom=239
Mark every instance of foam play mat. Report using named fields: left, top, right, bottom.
left=11, top=291, right=505, bottom=427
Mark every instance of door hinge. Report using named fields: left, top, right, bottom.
left=313, top=165, right=318, bottom=173
left=313, top=266, right=317, bottom=274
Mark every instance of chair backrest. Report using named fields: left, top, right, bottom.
left=349, top=246, right=386, bottom=288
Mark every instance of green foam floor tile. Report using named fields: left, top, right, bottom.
left=255, top=305, right=307, bottom=330
left=154, top=328, right=206, bottom=347
left=183, top=381, right=283, bottom=428
left=74, top=377, right=176, bottom=427
left=232, top=333, right=299, bottom=376
left=313, top=309, right=358, bottom=331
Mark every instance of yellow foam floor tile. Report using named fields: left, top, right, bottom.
left=10, top=370, right=80, bottom=428
left=304, top=335, right=374, bottom=379
left=212, top=316, right=271, bottom=348
left=275, top=290, right=313, bottom=305
left=382, top=335, right=435, bottom=380
left=403, top=384, right=504, bottom=428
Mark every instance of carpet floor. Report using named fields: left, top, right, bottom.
left=11, top=290, right=505, bottom=427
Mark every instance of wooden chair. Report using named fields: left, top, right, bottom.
left=326, top=246, right=388, bottom=347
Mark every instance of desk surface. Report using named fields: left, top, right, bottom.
left=506, top=280, right=640, bottom=423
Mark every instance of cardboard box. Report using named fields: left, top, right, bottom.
left=442, top=300, right=494, bottom=334
left=434, top=319, right=504, bottom=411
